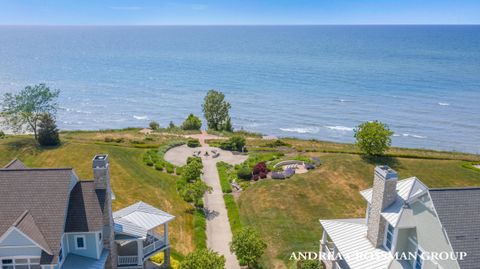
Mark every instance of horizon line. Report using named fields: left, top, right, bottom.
left=0, top=23, right=479, bottom=27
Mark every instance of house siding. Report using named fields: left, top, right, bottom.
left=65, top=232, right=99, bottom=259
left=0, top=229, right=43, bottom=257
left=410, top=194, right=460, bottom=269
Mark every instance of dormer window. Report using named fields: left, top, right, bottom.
left=384, top=223, right=394, bottom=250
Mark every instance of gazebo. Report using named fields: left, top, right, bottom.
left=114, top=202, right=175, bottom=268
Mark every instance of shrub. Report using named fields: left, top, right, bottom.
left=37, top=113, right=60, bottom=146
left=182, top=158, right=203, bottom=182
left=193, top=209, right=207, bottom=249
left=217, top=162, right=232, bottom=193
left=182, top=114, right=202, bottom=130
left=166, top=163, right=175, bottom=174
left=149, top=121, right=160, bottom=130
left=237, top=166, right=252, bottom=180
left=230, top=227, right=267, bottom=268
left=187, top=139, right=201, bottom=148
left=115, top=137, right=124, bottom=143
left=297, top=260, right=322, bottom=269
left=252, top=162, right=269, bottom=179
left=265, top=139, right=290, bottom=147
left=0, top=131, right=5, bottom=139
left=168, top=121, right=176, bottom=129
left=175, top=166, right=183, bottom=176
left=220, top=136, right=246, bottom=152
left=180, top=248, right=225, bottom=269
left=104, top=136, right=113, bottom=142
left=150, top=252, right=180, bottom=269
left=146, top=160, right=154, bottom=166
left=155, top=162, right=164, bottom=171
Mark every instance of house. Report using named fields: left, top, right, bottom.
left=320, top=165, right=480, bottom=269
left=0, top=155, right=174, bottom=269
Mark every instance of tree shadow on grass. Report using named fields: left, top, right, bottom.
left=361, top=155, right=401, bottom=170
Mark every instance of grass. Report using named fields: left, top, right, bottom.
left=224, top=194, right=243, bottom=235
left=193, top=208, right=207, bottom=249
left=238, top=138, right=480, bottom=269
left=217, top=162, right=232, bottom=193
left=0, top=133, right=196, bottom=256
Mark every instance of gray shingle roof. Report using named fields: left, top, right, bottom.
left=4, top=159, right=27, bottom=169
left=65, top=181, right=106, bottom=233
left=0, top=163, right=75, bottom=264
left=13, top=210, right=52, bottom=254
left=430, top=187, right=480, bottom=269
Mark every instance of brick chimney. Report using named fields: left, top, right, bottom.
left=93, top=154, right=117, bottom=268
left=367, top=165, right=398, bottom=248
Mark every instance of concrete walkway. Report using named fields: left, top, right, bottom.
left=202, top=157, right=241, bottom=269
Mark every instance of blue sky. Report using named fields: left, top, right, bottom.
left=0, top=0, right=479, bottom=25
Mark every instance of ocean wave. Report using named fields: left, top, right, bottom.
left=325, top=125, right=354, bottom=132
left=438, top=102, right=450, bottom=106
left=279, top=127, right=319, bottom=134
left=133, top=115, right=148, bottom=120
left=400, top=133, right=426, bottom=139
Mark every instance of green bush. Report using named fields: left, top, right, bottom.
left=237, top=166, right=252, bottom=180
left=0, top=131, right=5, bottom=139
left=224, top=194, right=242, bottom=234
left=104, top=136, right=114, bottom=142
left=187, top=139, right=201, bottom=148
left=220, top=136, right=246, bottom=152
left=149, top=121, right=160, bottom=130
left=217, top=162, right=232, bottom=193
left=265, top=139, right=290, bottom=147
left=182, top=114, right=202, bottom=130
left=155, top=162, right=164, bottom=171
left=146, top=160, right=154, bottom=166
left=175, top=166, right=184, bottom=176
left=193, top=209, right=207, bottom=249
left=166, top=163, right=175, bottom=174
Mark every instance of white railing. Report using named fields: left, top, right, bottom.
left=321, top=242, right=335, bottom=269
left=143, top=239, right=166, bottom=256
left=118, top=256, right=138, bottom=266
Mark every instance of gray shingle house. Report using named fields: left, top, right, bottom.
left=0, top=155, right=174, bottom=269
left=320, top=165, right=480, bottom=269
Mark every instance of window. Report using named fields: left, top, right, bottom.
left=385, top=223, right=394, bottom=250
left=99, top=232, right=102, bottom=241
left=59, top=248, right=63, bottom=262
left=415, top=249, right=423, bottom=269
left=75, top=235, right=86, bottom=250
left=1, top=258, right=40, bottom=269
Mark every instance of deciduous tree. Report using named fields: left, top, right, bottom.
left=354, top=121, right=393, bottom=155
left=202, top=90, right=231, bottom=131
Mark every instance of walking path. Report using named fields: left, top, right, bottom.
left=163, top=131, right=247, bottom=269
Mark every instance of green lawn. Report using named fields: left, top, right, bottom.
left=0, top=133, right=196, bottom=256
left=238, top=139, right=480, bottom=269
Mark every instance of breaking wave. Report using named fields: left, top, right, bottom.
left=279, top=127, right=320, bottom=134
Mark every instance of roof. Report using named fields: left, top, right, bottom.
left=12, top=210, right=52, bottom=254
left=430, top=187, right=480, bottom=269
left=65, top=181, right=106, bottom=233
left=320, top=219, right=394, bottom=269
left=4, top=159, right=27, bottom=169
left=0, top=161, right=75, bottom=264
left=360, top=177, right=428, bottom=227
left=113, top=201, right=175, bottom=238
left=61, top=249, right=109, bottom=269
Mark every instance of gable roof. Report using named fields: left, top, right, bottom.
left=0, top=162, right=75, bottom=264
left=12, top=210, right=53, bottom=254
left=430, top=187, right=480, bottom=269
left=360, top=177, right=428, bottom=227
left=113, top=201, right=175, bottom=238
left=65, top=181, right=106, bottom=233
left=3, top=159, right=27, bottom=169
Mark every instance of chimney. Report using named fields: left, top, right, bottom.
left=92, top=154, right=117, bottom=268
left=93, top=154, right=109, bottom=190
left=367, top=165, right=398, bottom=248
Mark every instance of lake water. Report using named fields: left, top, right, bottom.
left=0, top=25, right=479, bottom=153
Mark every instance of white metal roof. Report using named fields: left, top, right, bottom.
left=359, top=177, right=428, bottom=227
left=320, top=219, right=393, bottom=269
left=113, top=201, right=175, bottom=238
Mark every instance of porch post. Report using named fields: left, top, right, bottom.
left=321, top=230, right=327, bottom=244
left=164, top=223, right=169, bottom=245
left=137, top=239, right=144, bottom=266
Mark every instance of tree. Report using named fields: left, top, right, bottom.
left=37, top=113, right=60, bottom=146
left=354, top=121, right=394, bottom=155
left=180, top=248, right=225, bottom=269
left=182, top=114, right=202, bottom=130
left=230, top=227, right=267, bottom=268
left=0, top=131, right=5, bottom=139
left=1, top=84, right=60, bottom=142
left=179, top=181, right=212, bottom=207
left=220, top=136, right=246, bottom=152
left=149, top=121, right=160, bottom=130
left=182, top=158, right=203, bottom=182
left=202, top=90, right=231, bottom=131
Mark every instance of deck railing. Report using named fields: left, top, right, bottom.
left=118, top=255, right=138, bottom=266
left=144, top=238, right=166, bottom=256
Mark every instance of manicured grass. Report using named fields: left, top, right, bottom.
left=0, top=133, right=196, bottom=255
left=238, top=140, right=480, bottom=268
left=224, top=194, right=243, bottom=235
left=193, top=208, right=207, bottom=249
left=217, top=162, right=232, bottom=193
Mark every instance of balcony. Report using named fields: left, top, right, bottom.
left=117, top=233, right=167, bottom=267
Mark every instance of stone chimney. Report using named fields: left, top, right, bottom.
left=367, top=165, right=398, bottom=248
left=92, top=154, right=117, bottom=268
